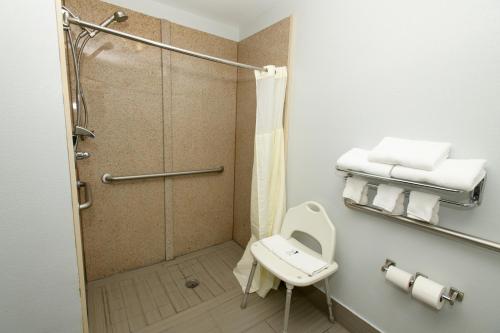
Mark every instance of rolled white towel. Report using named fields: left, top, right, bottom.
left=337, top=148, right=393, bottom=177
left=407, top=191, right=440, bottom=225
left=342, top=177, right=369, bottom=205
left=368, top=137, right=451, bottom=171
left=373, top=184, right=405, bottom=215
left=391, top=159, right=486, bottom=191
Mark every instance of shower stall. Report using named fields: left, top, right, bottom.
left=61, top=0, right=291, bottom=331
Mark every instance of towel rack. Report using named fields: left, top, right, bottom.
left=363, top=183, right=476, bottom=208
left=102, top=166, right=224, bottom=184
left=337, top=167, right=464, bottom=193
left=336, top=167, right=486, bottom=207
left=336, top=167, right=500, bottom=253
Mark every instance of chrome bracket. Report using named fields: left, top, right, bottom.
left=62, top=9, right=70, bottom=29
left=61, top=6, right=78, bottom=30
left=471, top=177, right=486, bottom=206
left=381, top=258, right=396, bottom=272
left=441, top=287, right=465, bottom=305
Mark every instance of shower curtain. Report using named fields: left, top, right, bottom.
left=234, top=65, right=287, bottom=297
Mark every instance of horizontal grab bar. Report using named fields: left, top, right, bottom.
left=101, top=166, right=224, bottom=184
left=344, top=200, right=500, bottom=253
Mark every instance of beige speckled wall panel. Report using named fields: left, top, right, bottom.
left=66, top=0, right=286, bottom=279
left=66, top=0, right=239, bottom=279
left=233, top=18, right=291, bottom=247
left=169, top=24, right=238, bottom=256
left=66, top=0, right=165, bottom=281
left=161, top=21, right=175, bottom=260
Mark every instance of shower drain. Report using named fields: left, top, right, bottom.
left=185, top=278, right=200, bottom=289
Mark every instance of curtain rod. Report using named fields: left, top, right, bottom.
left=65, top=16, right=267, bottom=72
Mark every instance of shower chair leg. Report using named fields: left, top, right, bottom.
left=283, top=283, right=294, bottom=333
left=241, top=260, right=258, bottom=309
left=324, top=278, right=335, bottom=323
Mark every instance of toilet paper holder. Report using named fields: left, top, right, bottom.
left=381, top=258, right=464, bottom=305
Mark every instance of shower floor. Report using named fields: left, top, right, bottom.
left=86, top=241, right=349, bottom=333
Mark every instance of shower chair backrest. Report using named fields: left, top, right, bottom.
left=279, top=201, right=336, bottom=264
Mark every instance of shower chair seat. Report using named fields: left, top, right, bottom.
left=240, top=201, right=338, bottom=333
left=249, top=238, right=338, bottom=287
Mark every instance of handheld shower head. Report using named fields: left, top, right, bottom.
left=89, top=11, right=128, bottom=37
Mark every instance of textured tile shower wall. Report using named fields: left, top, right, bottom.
left=66, top=0, right=237, bottom=280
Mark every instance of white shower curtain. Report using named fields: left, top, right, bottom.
left=234, top=65, right=287, bottom=297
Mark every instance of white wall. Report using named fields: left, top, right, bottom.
left=0, top=1, right=83, bottom=332
left=103, top=0, right=239, bottom=40
left=243, top=1, right=500, bottom=332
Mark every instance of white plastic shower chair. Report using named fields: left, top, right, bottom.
left=240, top=201, right=338, bottom=333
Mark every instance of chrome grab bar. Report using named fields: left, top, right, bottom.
left=345, top=200, right=500, bottom=253
left=77, top=181, right=92, bottom=210
left=101, top=166, right=224, bottom=184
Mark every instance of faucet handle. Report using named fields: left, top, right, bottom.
left=75, top=151, right=91, bottom=160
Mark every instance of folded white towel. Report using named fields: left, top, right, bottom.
left=260, top=235, right=328, bottom=276
left=342, top=177, right=369, bottom=205
left=285, top=251, right=329, bottom=277
left=373, top=184, right=405, bottom=215
left=260, top=234, right=297, bottom=257
left=407, top=191, right=440, bottom=225
left=337, top=148, right=393, bottom=177
left=391, top=159, right=486, bottom=191
left=368, top=137, right=451, bottom=171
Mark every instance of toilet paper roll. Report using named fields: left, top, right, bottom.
left=411, top=276, right=446, bottom=310
left=385, top=266, right=413, bottom=292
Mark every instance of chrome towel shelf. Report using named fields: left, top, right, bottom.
left=102, top=166, right=224, bottom=184
left=336, top=167, right=464, bottom=192
left=336, top=167, right=500, bottom=253
left=336, top=167, right=486, bottom=207
left=364, top=183, right=476, bottom=208
left=345, top=200, right=500, bottom=253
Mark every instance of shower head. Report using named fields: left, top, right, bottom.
left=89, top=11, right=128, bottom=37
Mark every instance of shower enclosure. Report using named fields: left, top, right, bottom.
left=62, top=0, right=291, bottom=331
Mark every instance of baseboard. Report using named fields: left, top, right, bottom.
left=298, top=286, right=381, bottom=333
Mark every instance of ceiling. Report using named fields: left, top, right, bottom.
left=153, top=0, right=282, bottom=27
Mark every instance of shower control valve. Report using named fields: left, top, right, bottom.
left=76, top=151, right=91, bottom=160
